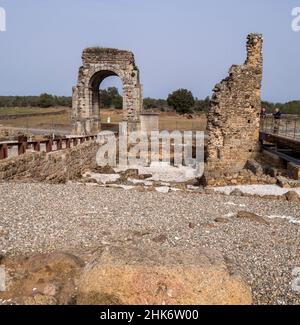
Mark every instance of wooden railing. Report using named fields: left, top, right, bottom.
left=0, top=135, right=98, bottom=160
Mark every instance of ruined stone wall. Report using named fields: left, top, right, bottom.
left=0, top=141, right=101, bottom=183
left=72, top=48, right=143, bottom=135
left=204, top=34, right=263, bottom=183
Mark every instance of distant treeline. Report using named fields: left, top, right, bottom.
left=143, top=96, right=210, bottom=113
left=262, top=101, right=300, bottom=115
left=0, top=89, right=122, bottom=110
left=1, top=92, right=299, bottom=115
left=0, top=94, right=72, bottom=108
left=0, top=89, right=210, bottom=113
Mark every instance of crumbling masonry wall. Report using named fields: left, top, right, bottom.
left=0, top=141, right=101, bottom=183
left=204, top=34, right=263, bottom=183
left=72, top=48, right=143, bottom=135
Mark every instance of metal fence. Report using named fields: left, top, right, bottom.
left=260, top=115, right=300, bottom=140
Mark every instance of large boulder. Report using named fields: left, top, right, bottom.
left=284, top=191, right=300, bottom=202
left=77, top=245, right=252, bottom=305
left=246, top=160, right=264, bottom=177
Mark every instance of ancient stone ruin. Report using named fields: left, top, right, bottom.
left=72, top=48, right=143, bottom=134
left=4, top=33, right=294, bottom=188
left=204, top=33, right=263, bottom=184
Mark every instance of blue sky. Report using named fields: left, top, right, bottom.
left=0, top=0, right=299, bottom=102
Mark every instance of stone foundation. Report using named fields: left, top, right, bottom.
left=202, top=169, right=277, bottom=187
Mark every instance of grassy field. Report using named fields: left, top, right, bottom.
left=0, top=107, right=207, bottom=133
left=0, top=107, right=66, bottom=116
left=159, top=111, right=207, bottom=131
left=0, top=107, right=72, bottom=132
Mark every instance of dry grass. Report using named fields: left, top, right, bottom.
left=158, top=111, right=207, bottom=131
left=0, top=107, right=72, bottom=131
left=0, top=107, right=65, bottom=116
left=101, top=109, right=207, bottom=131
left=0, top=107, right=207, bottom=133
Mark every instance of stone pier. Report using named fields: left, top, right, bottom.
left=204, top=33, right=263, bottom=184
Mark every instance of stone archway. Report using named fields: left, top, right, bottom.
left=72, top=48, right=143, bottom=134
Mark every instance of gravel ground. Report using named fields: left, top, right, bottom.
left=213, top=184, right=300, bottom=196
left=0, top=182, right=300, bottom=305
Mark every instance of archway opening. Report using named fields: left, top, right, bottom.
left=89, top=71, right=123, bottom=128
left=100, top=76, right=123, bottom=124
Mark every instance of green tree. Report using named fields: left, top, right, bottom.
left=107, top=87, right=119, bottom=98
left=167, top=89, right=195, bottom=114
left=194, top=96, right=210, bottom=112
left=12, top=96, right=28, bottom=107
left=143, top=97, right=168, bottom=110
left=99, top=87, right=123, bottom=109
left=38, top=93, right=55, bottom=108
left=111, top=95, right=123, bottom=109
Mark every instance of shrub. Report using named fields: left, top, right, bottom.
left=167, top=89, right=195, bottom=114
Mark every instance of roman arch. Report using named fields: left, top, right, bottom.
left=72, top=48, right=143, bottom=134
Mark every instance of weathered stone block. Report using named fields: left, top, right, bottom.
left=287, top=162, right=300, bottom=180
left=77, top=245, right=252, bottom=305
left=246, top=160, right=264, bottom=177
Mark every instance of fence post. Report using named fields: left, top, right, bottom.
left=46, top=140, right=53, bottom=153
left=66, top=138, right=71, bottom=149
left=56, top=139, right=63, bottom=150
left=0, top=144, right=8, bottom=160
left=33, top=142, right=40, bottom=152
left=17, top=136, right=28, bottom=156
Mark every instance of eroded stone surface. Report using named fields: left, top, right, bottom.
left=204, top=34, right=263, bottom=184
left=0, top=246, right=252, bottom=305
left=77, top=245, right=252, bottom=305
